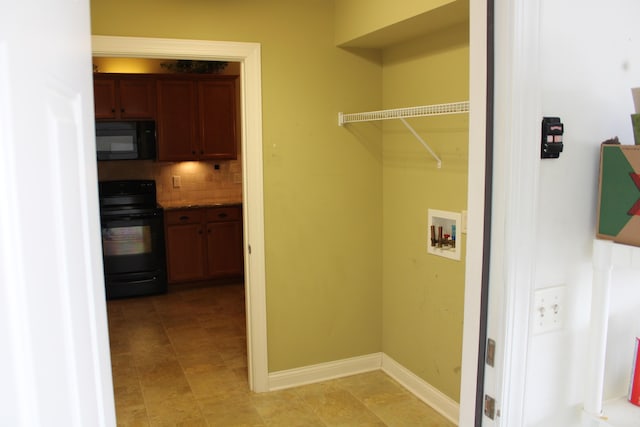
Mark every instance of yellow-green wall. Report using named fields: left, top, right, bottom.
left=91, top=0, right=469, bottom=402
left=381, top=24, right=469, bottom=401
left=90, top=0, right=384, bottom=371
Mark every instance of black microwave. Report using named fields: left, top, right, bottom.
left=96, top=121, right=156, bottom=161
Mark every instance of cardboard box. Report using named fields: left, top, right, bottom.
left=632, top=114, right=640, bottom=145
left=597, top=144, right=640, bottom=246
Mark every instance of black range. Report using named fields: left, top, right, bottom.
left=98, top=180, right=167, bottom=299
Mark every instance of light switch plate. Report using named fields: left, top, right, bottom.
left=533, top=286, right=565, bottom=334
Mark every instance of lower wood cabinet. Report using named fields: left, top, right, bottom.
left=164, top=205, right=243, bottom=283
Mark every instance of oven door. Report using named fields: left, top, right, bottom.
left=100, top=210, right=165, bottom=275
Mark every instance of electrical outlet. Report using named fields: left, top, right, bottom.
left=172, top=176, right=181, bottom=188
left=533, top=286, right=565, bottom=334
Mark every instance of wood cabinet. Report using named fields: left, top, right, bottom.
left=164, top=205, right=243, bottom=283
left=156, top=75, right=237, bottom=161
left=205, top=207, right=244, bottom=277
left=155, top=79, right=197, bottom=161
left=198, top=79, right=238, bottom=160
left=93, top=74, right=156, bottom=120
left=164, top=209, right=206, bottom=282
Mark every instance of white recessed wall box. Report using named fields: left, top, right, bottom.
left=427, top=209, right=462, bottom=260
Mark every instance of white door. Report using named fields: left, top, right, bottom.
left=0, top=1, right=116, bottom=426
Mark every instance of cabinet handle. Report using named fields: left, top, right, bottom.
left=111, top=108, right=116, bottom=113
left=200, top=149, right=204, bottom=155
left=179, top=215, right=189, bottom=221
left=120, top=108, right=125, bottom=113
left=218, top=213, right=228, bottom=219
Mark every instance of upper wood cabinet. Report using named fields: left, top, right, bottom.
left=93, top=74, right=156, bottom=120
left=198, top=79, right=238, bottom=161
left=156, top=75, right=238, bottom=162
left=155, top=79, right=198, bottom=161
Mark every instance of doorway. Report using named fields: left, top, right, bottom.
left=92, top=36, right=268, bottom=392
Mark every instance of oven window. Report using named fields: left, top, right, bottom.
left=102, top=225, right=152, bottom=256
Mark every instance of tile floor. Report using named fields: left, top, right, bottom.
left=107, top=282, right=456, bottom=426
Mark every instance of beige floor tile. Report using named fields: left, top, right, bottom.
left=114, top=383, right=146, bottom=408
left=251, top=389, right=325, bottom=426
left=114, top=404, right=150, bottom=427
left=334, top=371, right=411, bottom=406
left=177, top=351, right=227, bottom=369
left=301, top=388, right=385, bottom=426
left=367, top=399, right=457, bottom=427
left=198, top=397, right=265, bottom=427
left=137, top=359, right=184, bottom=380
left=132, top=344, right=179, bottom=367
left=146, top=394, right=205, bottom=427
left=183, top=365, right=245, bottom=399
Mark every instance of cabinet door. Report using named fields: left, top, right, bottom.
left=118, top=77, right=156, bottom=119
left=165, top=223, right=206, bottom=283
left=156, top=79, right=198, bottom=161
left=206, top=220, right=243, bottom=277
left=93, top=78, right=117, bottom=119
left=198, top=78, right=237, bottom=160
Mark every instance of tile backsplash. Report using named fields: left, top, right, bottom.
left=98, top=159, right=242, bottom=205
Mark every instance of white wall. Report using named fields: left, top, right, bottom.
left=526, top=1, right=640, bottom=425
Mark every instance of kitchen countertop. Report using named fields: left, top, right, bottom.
left=159, top=200, right=242, bottom=210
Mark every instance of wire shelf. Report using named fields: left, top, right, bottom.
left=337, top=101, right=469, bottom=168
left=338, top=101, right=469, bottom=126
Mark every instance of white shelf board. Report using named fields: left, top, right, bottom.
left=584, top=397, right=640, bottom=427
left=609, top=241, right=640, bottom=269
left=585, top=240, right=640, bottom=426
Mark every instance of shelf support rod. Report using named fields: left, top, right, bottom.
left=399, top=118, right=442, bottom=168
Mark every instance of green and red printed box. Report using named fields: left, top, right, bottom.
left=597, top=143, right=640, bottom=247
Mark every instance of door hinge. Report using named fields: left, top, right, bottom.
left=486, top=338, right=496, bottom=367
left=248, top=244, right=252, bottom=254
left=484, top=394, right=496, bottom=419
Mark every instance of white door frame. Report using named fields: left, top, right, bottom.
left=92, top=36, right=269, bottom=392
left=483, top=0, right=542, bottom=425
left=458, top=0, right=489, bottom=425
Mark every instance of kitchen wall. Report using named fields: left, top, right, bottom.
left=523, top=1, right=640, bottom=425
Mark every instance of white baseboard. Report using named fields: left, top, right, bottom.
left=267, top=352, right=460, bottom=425
left=268, top=353, right=383, bottom=391
left=381, top=353, right=460, bottom=425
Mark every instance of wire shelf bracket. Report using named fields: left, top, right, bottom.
left=338, top=101, right=469, bottom=169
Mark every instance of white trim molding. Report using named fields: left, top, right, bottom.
left=459, top=0, right=488, bottom=425
left=382, top=354, right=460, bottom=425
left=489, top=0, right=542, bottom=425
left=91, top=36, right=269, bottom=392
left=268, top=353, right=382, bottom=391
